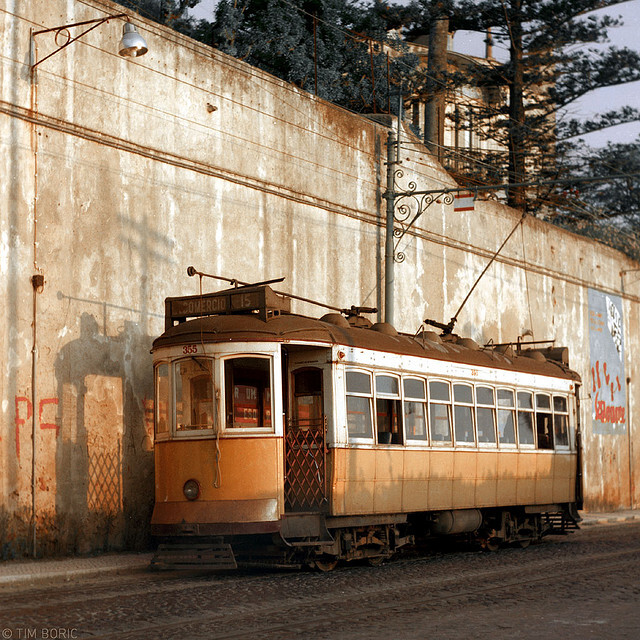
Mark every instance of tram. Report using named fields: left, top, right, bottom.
left=150, top=280, right=582, bottom=570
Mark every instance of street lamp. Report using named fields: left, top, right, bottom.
left=29, top=12, right=148, bottom=75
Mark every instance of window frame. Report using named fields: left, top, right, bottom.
left=172, top=356, right=217, bottom=438
left=375, top=373, right=403, bottom=445
left=535, top=392, right=554, bottom=450
left=516, top=390, right=536, bottom=448
left=475, top=385, right=497, bottom=448
left=221, top=354, right=275, bottom=434
left=428, top=379, right=453, bottom=446
left=496, top=387, right=518, bottom=449
left=154, top=361, right=171, bottom=442
left=552, top=394, right=571, bottom=450
left=345, top=368, right=375, bottom=443
left=453, top=382, right=476, bottom=447
left=402, top=377, right=429, bottom=444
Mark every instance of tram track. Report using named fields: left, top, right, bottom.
left=76, top=550, right=640, bottom=640
left=7, top=535, right=634, bottom=640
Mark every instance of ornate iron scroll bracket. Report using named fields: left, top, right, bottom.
left=385, top=168, right=454, bottom=263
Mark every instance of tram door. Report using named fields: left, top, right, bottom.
left=284, top=360, right=328, bottom=513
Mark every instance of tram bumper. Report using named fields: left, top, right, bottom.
left=151, top=498, right=281, bottom=536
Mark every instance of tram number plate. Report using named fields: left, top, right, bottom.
left=182, top=344, right=199, bottom=354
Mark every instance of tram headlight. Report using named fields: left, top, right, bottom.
left=183, top=479, right=200, bottom=501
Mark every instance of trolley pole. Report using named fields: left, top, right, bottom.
left=384, top=130, right=396, bottom=326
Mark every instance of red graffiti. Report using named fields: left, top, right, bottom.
left=14, top=396, right=60, bottom=459
left=14, top=396, right=32, bottom=458
left=594, top=391, right=626, bottom=424
left=592, top=359, right=625, bottom=425
left=39, top=397, right=59, bottom=435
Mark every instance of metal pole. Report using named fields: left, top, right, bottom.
left=384, top=131, right=396, bottom=325
left=31, top=280, right=38, bottom=558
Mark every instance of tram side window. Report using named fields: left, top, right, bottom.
left=376, top=374, right=403, bottom=445
left=155, top=363, right=170, bottom=436
left=553, top=396, right=570, bottom=448
left=429, top=381, right=452, bottom=444
left=517, top=391, right=535, bottom=445
left=175, top=358, right=214, bottom=431
left=535, top=393, right=554, bottom=449
left=453, top=383, right=475, bottom=444
left=404, top=378, right=428, bottom=442
left=224, top=357, right=272, bottom=429
left=476, top=386, right=497, bottom=444
left=497, top=389, right=516, bottom=445
left=346, top=370, right=373, bottom=440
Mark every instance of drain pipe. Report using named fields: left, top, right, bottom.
left=31, top=275, right=42, bottom=558
left=29, top=33, right=42, bottom=558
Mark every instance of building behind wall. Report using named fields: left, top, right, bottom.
left=0, top=0, right=638, bottom=557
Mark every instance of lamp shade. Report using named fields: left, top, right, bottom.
left=118, top=23, right=148, bottom=57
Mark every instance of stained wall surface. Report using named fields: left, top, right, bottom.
left=1, top=0, right=638, bottom=556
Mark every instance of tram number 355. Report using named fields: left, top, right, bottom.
left=182, top=344, right=199, bottom=354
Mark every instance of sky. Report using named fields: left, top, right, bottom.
left=189, top=0, right=640, bottom=148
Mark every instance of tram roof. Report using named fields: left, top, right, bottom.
left=153, top=312, right=580, bottom=382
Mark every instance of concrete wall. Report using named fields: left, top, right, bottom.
left=1, top=0, right=638, bottom=557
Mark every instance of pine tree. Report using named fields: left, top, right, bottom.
left=115, top=0, right=201, bottom=36
left=210, top=0, right=420, bottom=113
left=406, top=0, right=640, bottom=212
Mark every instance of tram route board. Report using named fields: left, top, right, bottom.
left=165, top=285, right=291, bottom=327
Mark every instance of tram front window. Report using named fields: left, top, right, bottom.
left=175, top=358, right=214, bottom=431
left=155, top=363, right=170, bottom=437
left=225, top=357, right=272, bottom=429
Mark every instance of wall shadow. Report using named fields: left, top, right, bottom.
left=52, top=307, right=155, bottom=555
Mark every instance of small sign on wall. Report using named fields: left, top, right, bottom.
left=588, top=289, right=626, bottom=435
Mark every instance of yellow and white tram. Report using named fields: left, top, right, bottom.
left=150, top=284, right=582, bottom=569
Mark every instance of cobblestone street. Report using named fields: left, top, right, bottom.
left=1, top=522, right=639, bottom=640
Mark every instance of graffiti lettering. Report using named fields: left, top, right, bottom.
left=14, top=396, right=32, bottom=458
left=14, top=396, right=60, bottom=459
left=594, top=391, right=626, bottom=424
left=592, top=360, right=622, bottom=405
left=39, top=397, right=60, bottom=435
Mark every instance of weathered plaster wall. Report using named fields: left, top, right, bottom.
left=1, top=0, right=638, bottom=556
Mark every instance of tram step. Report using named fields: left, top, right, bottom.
left=151, top=543, right=237, bottom=570
left=543, top=512, right=580, bottom=534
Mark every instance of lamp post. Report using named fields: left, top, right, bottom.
left=26, top=11, right=148, bottom=558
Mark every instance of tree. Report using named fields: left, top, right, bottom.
left=115, top=0, right=201, bottom=36
left=406, top=0, right=640, bottom=212
left=548, top=137, right=640, bottom=259
left=209, top=0, right=420, bottom=113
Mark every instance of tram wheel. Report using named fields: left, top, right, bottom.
left=366, top=555, right=386, bottom=567
left=483, top=537, right=501, bottom=552
left=517, top=538, right=532, bottom=549
left=314, top=556, right=338, bottom=572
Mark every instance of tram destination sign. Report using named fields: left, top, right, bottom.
left=165, top=285, right=291, bottom=327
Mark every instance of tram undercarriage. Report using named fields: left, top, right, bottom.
left=151, top=503, right=580, bottom=571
